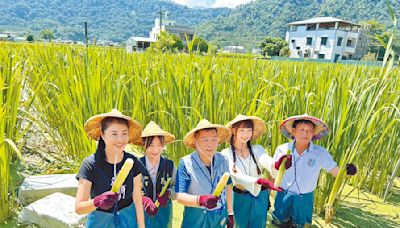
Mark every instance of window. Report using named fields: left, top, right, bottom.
left=321, top=37, right=328, bottom=45
left=347, top=39, right=352, bottom=47
left=318, top=22, right=336, bottom=30
left=306, top=24, right=317, bottom=31
left=296, top=46, right=301, bottom=50
left=318, top=54, right=325, bottom=59
left=291, top=39, right=295, bottom=43
left=337, top=37, right=343, bottom=46
left=334, top=54, right=340, bottom=62
left=306, top=37, right=313, bottom=45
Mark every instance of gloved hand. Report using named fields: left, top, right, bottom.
left=257, top=178, right=283, bottom=192
left=93, top=191, right=119, bottom=210
left=142, top=196, right=159, bottom=216
left=346, top=163, right=357, bottom=176
left=274, top=155, right=293, bottom=170
left=157, top=190, right=170, bottom=208
left=198, top=194, right=219, bottom=209
left=227, top=214, right=234, bottom=228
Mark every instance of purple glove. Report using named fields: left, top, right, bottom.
left=257, top=178, right=283, bottom=192
left=93, top=191, right=119, bottom=210
left=142, top=196, right=159, bottom=216
left=346, top=163, right=357, bottom=176
left=157, top=190, right=170, bottom=208
left=198, top=194, right=219, bottom=209
left=227, top=214, right=234, bottom=228
left=274, top=155, right=293, bottom=170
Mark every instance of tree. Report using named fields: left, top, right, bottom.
left=359, top=20, right=400, bottom=60
left=40, top=29, right=54, bottom=41
left=361, top=52, right=377, bottom=61
left=150, top=31, right=183, bottom=53
left=259, top=37, right=288, bottom=57
left=279, top=46, right=290, bottom=57
left=171, top=34, right=183, bottom=51
left=192, top=37, right=209, bottom=53
left=26, top=34, right=34, bottom=42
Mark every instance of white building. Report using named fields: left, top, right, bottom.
left=126, top=17, right=195, bottom=53
left=286, top=17, right=360, bottom=62
left=223, top=46, right=246, bottom=53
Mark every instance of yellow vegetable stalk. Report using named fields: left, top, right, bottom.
left=274, top=150, right=291, bottom=188
left=111, top=158, right=134, bottom=193
left=155, top=177, right=172, bottom=207
left=213, top=172, right=230, bottom=196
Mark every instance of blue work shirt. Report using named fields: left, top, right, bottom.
left=175, top=151, right=231, bottom=211
left=273, top=141, right=337, bottom=195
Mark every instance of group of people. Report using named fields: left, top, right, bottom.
left=75, top=109, right=357, bottom=228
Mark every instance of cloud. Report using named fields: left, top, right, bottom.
left=212, top=0, right=255, bottom=8
left=171, top=0, right=254, bottom=8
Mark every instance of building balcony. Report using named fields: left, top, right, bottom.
left=344, top=46, right=356, bottom=53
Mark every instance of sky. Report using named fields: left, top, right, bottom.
left=171, top=0, right=255, bottom=8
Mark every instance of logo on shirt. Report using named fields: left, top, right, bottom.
left=308, top=158, right=316, bottom=168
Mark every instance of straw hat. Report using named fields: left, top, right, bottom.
left=139, top=121, right=175, bottom=146
left=183, top=119, right=230, bottom=149
left=280, top=114, right=329, bottom=141
left=225, top=114, right=266, bottom=141
left=84, top=109, right=142, bottom=145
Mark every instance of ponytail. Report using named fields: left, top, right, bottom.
left=230, top=137, right=238, bottom=173
left=95, top=137, right=106, bottom=162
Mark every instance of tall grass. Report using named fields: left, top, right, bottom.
left=0, top=36, right=398, bottom=222
left=0, top=45, right=34, bottom=222
left=324, top=2, right=398, bottom=222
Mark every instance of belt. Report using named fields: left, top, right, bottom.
left=233, top=186, right=269, bottom=194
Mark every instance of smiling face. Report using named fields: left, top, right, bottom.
left=292, top=121, right=315, bottom=145
left=101, top=118, right=129, bottom=155
left=194, top=128, right=219, bottom=158
left=232, top=120, right=254, bottom=145
left=144, top=136, right=164, bottom=161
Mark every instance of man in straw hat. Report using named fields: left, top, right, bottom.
left=75, top=109, right=145, bottom=228
left=175, top=119, right=234, bottom=228
left=271, top=114, right=357, bottom=228
left=138, top=121, right=176, bottom=228
left=221, top=114, right=283, bottom=228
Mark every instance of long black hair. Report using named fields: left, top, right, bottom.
left=230, top=120, right=261, bottom=175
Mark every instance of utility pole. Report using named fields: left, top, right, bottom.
left=157, top=8, right=164, bottom=31
left=84, top=22, right=88, bottom=47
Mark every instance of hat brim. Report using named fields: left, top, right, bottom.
left=280, top=115, right=329, bottom=141
left=84, top=112, right=142, bottom=145
left=225, top=115, right=266, bottom=141
left=183, top=124, right=230, bottom=149
left=139, top=132, right=176, bottom=146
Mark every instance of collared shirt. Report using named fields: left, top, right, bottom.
left=221, top=144, right=277, bottom=196
left=175, top=151, right=231, bottom=210
left=145, top=156, right=160, bottom=185
left=273, top=141, right=337, bottom=195
left=145, top=156, right=160, bottom=200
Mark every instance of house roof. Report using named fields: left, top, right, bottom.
left=127, top=37, right=156, bottom=42
left=288, top=17, right=359, bottom=26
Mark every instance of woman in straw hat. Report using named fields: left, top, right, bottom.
left=138, top=121, right=176, bottom=228
left=75, top=109, right=146, bottom=228
left=271, top=114, right=357, bottom=228
left=221, top=114, right=283, bottom=228
left=175, top=119, right=234, bottom=228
